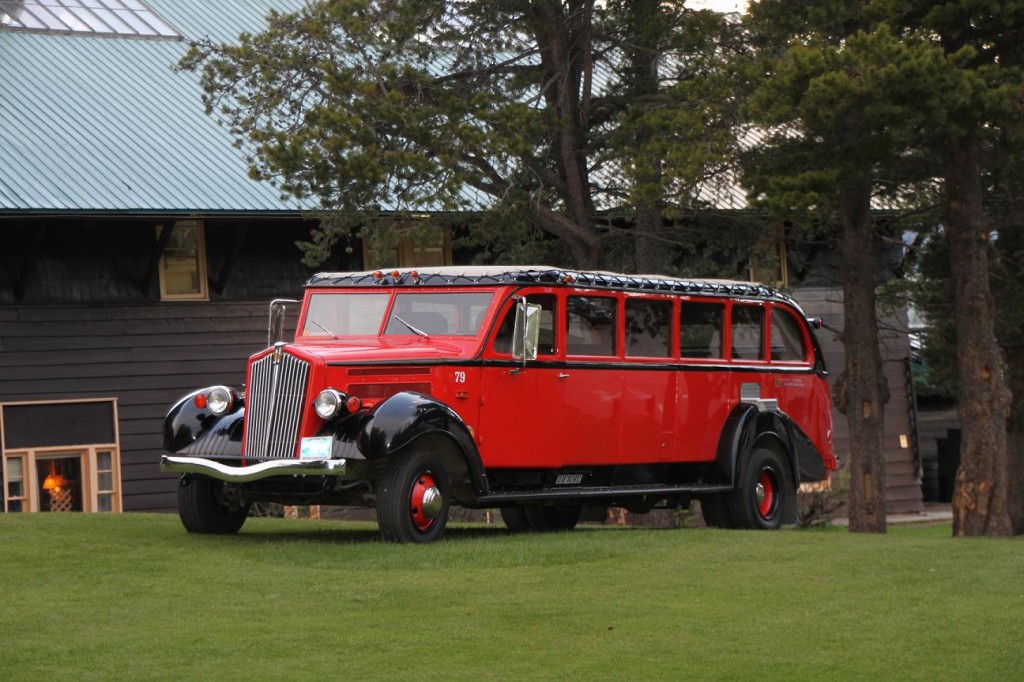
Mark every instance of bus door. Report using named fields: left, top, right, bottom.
left=477, top=293, right=565, bottom=469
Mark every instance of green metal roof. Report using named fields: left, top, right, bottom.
left=0, top=0, right=310, bottom=214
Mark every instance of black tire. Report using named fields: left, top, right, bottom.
left=178, top=476, right=250, bottom=534
left=378, top=449, right=450, bottom=544
left=727, top=447, right=794, bottom=530
left=699, top=493, right=734, bottom=529
left=500, top=506, right=533, bottom=532
left=524, top=504, right=583, bottom=532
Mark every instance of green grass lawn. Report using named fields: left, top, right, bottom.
left=1, top=514, right=1021, bottom=681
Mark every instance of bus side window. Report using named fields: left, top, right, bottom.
left=731, top=305, right=765, bottom=361
left=493, top=295, right=557, bottom=355
left=566, top=296, right=617, bottom=356
left=626, top=298, right=672, bottom=357
left=680, top=302, right=724, bottom=359
left=770, top=307, right=808, bottom=362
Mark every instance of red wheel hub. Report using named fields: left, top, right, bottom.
left=756, top=470, right=776, bottom=519
left=410, top=473, right=441, bottom=532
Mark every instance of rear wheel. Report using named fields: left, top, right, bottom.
left=699, top=493, right=734, bottom=529
left=378, top=449, right=450, bottom=543
left=525, top=504, right=583, bottom=532
left=727, top=447, right=794, bottom=530
left=178, top=476, right=249, bottom=534
left=500, top=506, right=533, bottom=532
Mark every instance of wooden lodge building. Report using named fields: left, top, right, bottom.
left=1, top=0, right=924, bottom=517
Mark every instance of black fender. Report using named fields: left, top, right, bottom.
left=163, top=389, right=244, bottom=457
left=357, top=391, right=487, bottom=494
left=312, top=411, right=369, bottom=461
left=712, top=402, right=828, bottom=489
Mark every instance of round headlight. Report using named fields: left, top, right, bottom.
left=314, top=389, right=345, bottom=420
left=207, top=386, right=235, bottom=416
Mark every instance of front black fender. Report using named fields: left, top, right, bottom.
left=163, top=389, right=244, bottom=458
left=357, top=392, right=487, bottom=494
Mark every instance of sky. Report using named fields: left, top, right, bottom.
left=688, top=0, right=748, bottom=13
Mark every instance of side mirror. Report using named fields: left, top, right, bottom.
left=512, top=300, right=542, bottom=365
left=267, top=298, right=300, bottom=347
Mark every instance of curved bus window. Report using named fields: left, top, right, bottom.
left=731, top=305, right=765, bottom=361
left=567, top=296, right=617, bottom=356
left=680, top=302, right=724, bottom=359
left=626, top=299, right=672, bottom=358
left=493, top=295, right=557, bottom=355
left=770, top=307, right=809, bottom=363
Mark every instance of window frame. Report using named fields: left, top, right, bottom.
left=158, top=219, right=209, bottom=302
left=565, top=294, right=620, bottom=358
left=728, top=303, right=768, bottom=363
left=768, top=305, right=812, bottom=365
left=624, top=295, right=674, bottom=359
left=1, top=399, right=123, bottom=514
left=679, top=298, right=727, bottom=361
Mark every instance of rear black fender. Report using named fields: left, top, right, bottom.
left=713, top=403, right=828, bottom=489
left=357, top=392, right=487, bottom=494
left=163, top=389, right=244, bottom=458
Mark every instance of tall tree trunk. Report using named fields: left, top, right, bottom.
left=626, top=0, right=666, bottom=274
left=945, top=134, right=1013, bottom=537
left=838, top=177, right=888, bottom=533
left=529, top=0, right=600, bottom=270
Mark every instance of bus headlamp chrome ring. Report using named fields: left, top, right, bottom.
left=207, top=386, right=236, bottom=416
left=314, top=389, right=346, bottom=420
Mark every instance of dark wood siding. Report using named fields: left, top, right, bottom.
left=0, top=215, right=328, bottom=512
left=0, top=301, right=277, bottom=510
left=796, top=286, right=923, bottom=515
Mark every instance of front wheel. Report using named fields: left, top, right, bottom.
left=378, top=449, right=450, bottom=543
left=178, top=476, right=250, bottom=534
left=727, top=447, right=794, bottom=530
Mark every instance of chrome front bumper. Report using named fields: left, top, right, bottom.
left=161, top=455, right=348, bottom=483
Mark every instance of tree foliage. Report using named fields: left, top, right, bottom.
left=178, top=0, right=746, bottom=271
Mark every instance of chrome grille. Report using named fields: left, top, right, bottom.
left=244, top=349, right=310, bottom=459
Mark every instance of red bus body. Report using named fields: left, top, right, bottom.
left=162, top=267, right=836, bottom=541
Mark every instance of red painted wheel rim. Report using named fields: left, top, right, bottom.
left=410, top=473, right=439, bottom=532
left=756, top=470, right=776, bottom=519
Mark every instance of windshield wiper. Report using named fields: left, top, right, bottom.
left=393, top=315, right=429, bottom=338
left=309, top=319, right=338, bottom=339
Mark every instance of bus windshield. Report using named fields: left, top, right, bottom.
left=384, top=292, right=494, bottom=336
left=300, top=291, right=494, bottom=337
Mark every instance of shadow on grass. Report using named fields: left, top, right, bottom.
left=212, top=519, right=620, bottom=546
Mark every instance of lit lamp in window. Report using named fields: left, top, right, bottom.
left=43, top=465, right=72, bottom=512
left=42, top=472, right=68, bottom=492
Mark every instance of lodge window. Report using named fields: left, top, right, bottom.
left=567, top=296, right=617, bottom=356
left=158, top=219, right=208, bottom=301
left=625, top=299, right=672, bottom=358
left=1, top=399, right=122, bottom=514
left=363, top=226, right=452, bottom=269
left=731, top=305, right=765, bottom=361
left=749, top=226, right=789, bottom=287
left=493, top=295, right=557, bottom=355
left=680, top=301, right=725, bottom=359
left=770, top=307, right=808, bottom=363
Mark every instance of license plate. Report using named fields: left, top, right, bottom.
left=299, top=437, right=332, bottom=459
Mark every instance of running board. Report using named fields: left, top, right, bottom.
left=476, top=483, right=732, bottom=505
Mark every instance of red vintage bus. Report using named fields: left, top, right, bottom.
left=162, top=267, right=836, bottom=541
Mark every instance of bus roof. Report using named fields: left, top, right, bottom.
left=306, top=267, right=797, bottom=306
